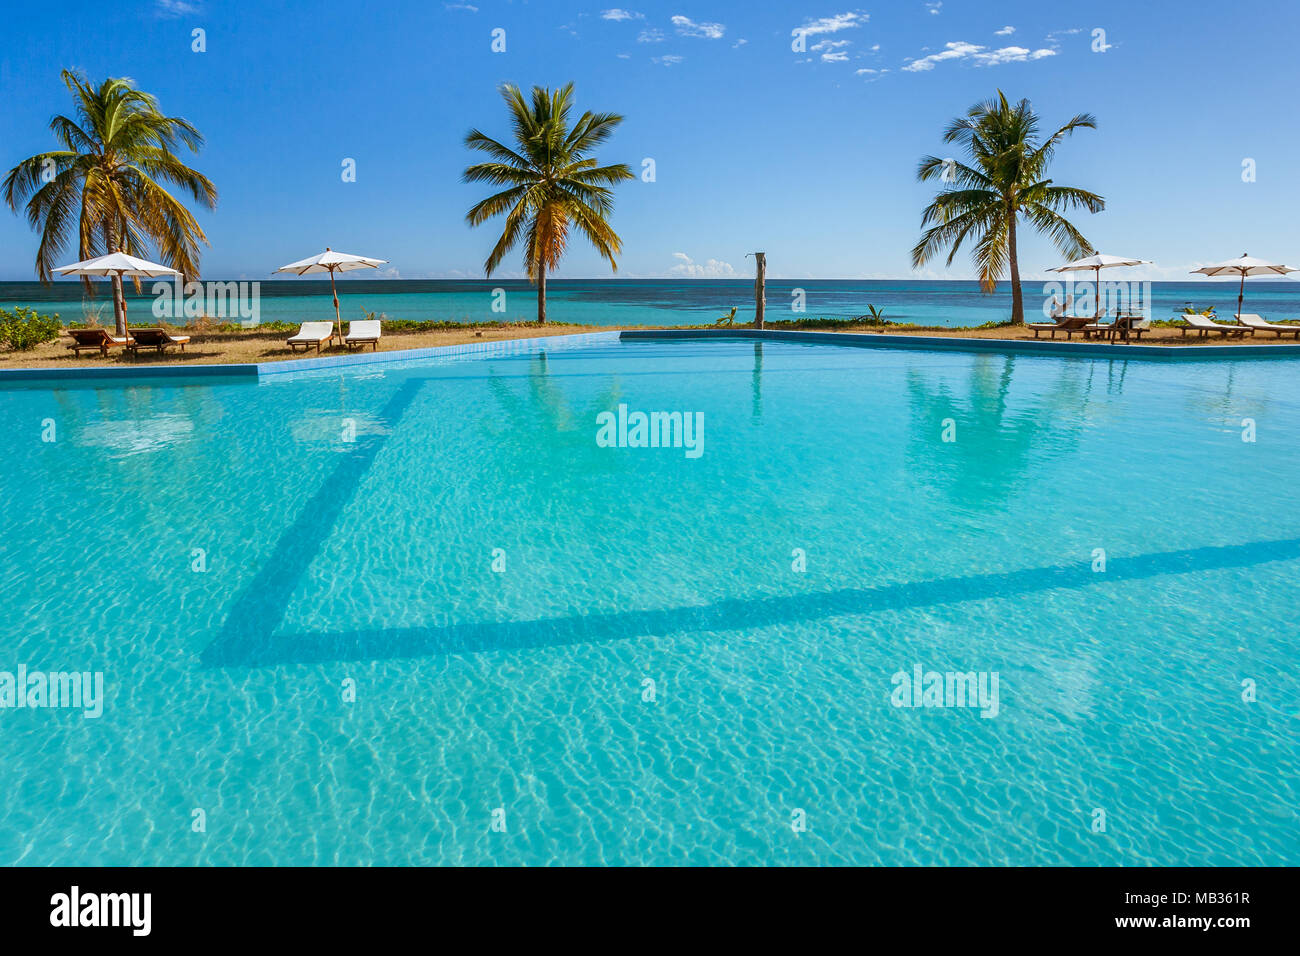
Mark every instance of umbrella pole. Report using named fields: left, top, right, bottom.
left=119, top=270, right=129, bottom=342
left=1237, top=272, right=1245, bottom=319
left=329, top=267, right=341, bottom=340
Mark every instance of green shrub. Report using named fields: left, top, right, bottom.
left=0, top=306, right=61, bottom=351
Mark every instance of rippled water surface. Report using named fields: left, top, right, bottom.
left=2, top=338, right=1298, bottom=865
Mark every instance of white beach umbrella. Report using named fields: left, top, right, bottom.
left=274, top=247, right=387, bottom=337
left=1191, top=253, right=1298, bottom=318
left=1047, top=251, right=1151, bottom=319
left=54, top=251, right=182, bottom=336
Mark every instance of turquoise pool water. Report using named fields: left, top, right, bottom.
left=2, top=337, right=1297, bottom=866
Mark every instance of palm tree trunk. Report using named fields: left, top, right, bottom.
left=1008, top=211, right=1024, bottom=326
left=104, top=223, right=128, bottom=336
left=537, top=264, right=547, bottom=324
left=111, top=273, right=127, bottom=336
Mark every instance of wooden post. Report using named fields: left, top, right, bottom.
left=753, top=252, right=766, bottom=329
left=328, top=267, right=341, bottom=338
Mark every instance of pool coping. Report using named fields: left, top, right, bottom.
left=0, top=331, right=622, bottom=385
left=254, top=330, right=621, bottom=376
left=618, top=328, right=1300, bottom=360
left=0, top=361, right=260, bottom=384
left=4, top=325, right=1299, bottom=385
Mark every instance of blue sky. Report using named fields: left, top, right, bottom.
left=1, top=0, right=1297, bottom=281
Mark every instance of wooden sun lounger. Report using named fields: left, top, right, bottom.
left=125, top=327, right=191, bottom=355
left=1028, top=313, right=1093, bottom=339
left=1235, top=314, right=1300, bottom=338
left=344, top=319, right=381, bottom=351
left=1086, top=312, right=1150, bottom=344
left=287, top=321, right=336, bottom=353
left=65, top=328, right=131, bottom=357
left=1179, top=313, right=1250, bottom=338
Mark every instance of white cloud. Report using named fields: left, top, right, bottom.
left=793, top=12, right=867, bottom=38
left=926, top=1, right=942, bottom=14
left=443, top=2, right=478, bottom=11
left=652, top=54, right=684, bottom=66
left=995, top=25, right=1015, bottom=36
left=903, top=41, right=1056, bottom=71
left=982, top=45, right=1055, bottom=65
left=155, top=0, right=199, bottom=16
left=637, top=28, right=665, bottom=42
left=670, top=253, right=736, bottom=278
left=811, top=38, right=854, bottom=62
left=671, top=15, right=725, bottom=39
left=601, top=8, right=643, bottom=20
left=733, top=38, right=747, bottom=48
left=903, top=40, right=978, bottom=70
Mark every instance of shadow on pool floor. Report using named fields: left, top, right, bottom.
left=200, top=536, right=1300, bottom=669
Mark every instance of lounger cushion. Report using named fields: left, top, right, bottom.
left=1236, top=314, right=1300, bottom=332
left=344, top=320, right=381, bottom=341
left=288, top=322, right=335, bottom=342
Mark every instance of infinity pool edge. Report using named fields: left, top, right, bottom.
left=4, top=326, right=1299, bottom=386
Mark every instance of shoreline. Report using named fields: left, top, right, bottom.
left=3, top=320, right=1299, bottom=371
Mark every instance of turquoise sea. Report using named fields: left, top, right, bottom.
left=3, top=278, right=1299, bottom=328
left=1, top=335, right=1297, bottom=865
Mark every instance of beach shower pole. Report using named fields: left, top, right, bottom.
left=753, top=252, right=766, bottom=329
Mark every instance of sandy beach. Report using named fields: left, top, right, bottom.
left=3, top=320, right=1295, bottom=370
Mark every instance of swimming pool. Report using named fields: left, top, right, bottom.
left=2, top=337, right=1297, bottom=865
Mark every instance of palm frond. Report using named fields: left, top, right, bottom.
left=462, top=82, right=630, bottom=296
left=5, top=70, right=216, bottom=292
left=912, top=90, right=1101, bottom=317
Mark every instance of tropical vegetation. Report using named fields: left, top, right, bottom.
left=3, top=70, right=217, bottom=335
left=463, top=82, right=633, bottom=323
left=911, top=91, right=1104, bottom=325
left=0, top=306, right=61, bottom=351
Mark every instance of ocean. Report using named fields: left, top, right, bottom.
left=2, top=278, right=1298, bottom=329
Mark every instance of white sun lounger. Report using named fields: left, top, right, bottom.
left=344, top=319, right=381, bottom=351
left=287, top=321, right=336, bottom=352
left=1179, top=313, right=1250, bottom=338
left=1235, top=314, right=1300, bottom=338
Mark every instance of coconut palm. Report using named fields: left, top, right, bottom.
left=3, top=70, right=217, bottom=335
left=911, top=91, right=1104, bottom=325
left=463, top=83, right=633, bottom=323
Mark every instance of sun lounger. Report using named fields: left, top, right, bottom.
left=1028, top=313, right=1092, bottom=339
left=1234, top=314, right=1300, bottom=338
left=1179, top=313, right=1250, bottom=338
left=65, top=328, right=130, bottom=357
left=344, top=319, right=381, bottom=351
left=287, top=321, right=336, bottom=352
left=125, top=327, right=190, bottom=355
left=1090, top=311, right=1149, bottom=344
left=1081, top=310, right=1133, bottom=340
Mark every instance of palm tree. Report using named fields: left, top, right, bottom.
left=3, top=71, right=217, bottom=335
left=463, top=83, right=633, bottom=323
left=911, top=91, right=1104, bottom=325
